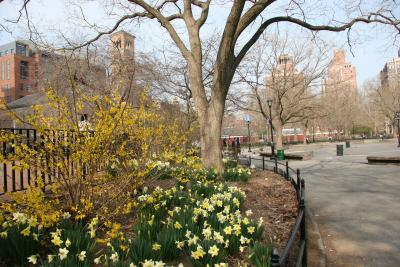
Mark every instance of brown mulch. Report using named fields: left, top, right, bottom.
left=231, top=169, right=298, bottom=249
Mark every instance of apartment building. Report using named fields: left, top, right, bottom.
left=324, top=50, right=358, bottom=98
left=380, top=49, right=400, bottom=88
left=0, top=41, right=39, bottom=103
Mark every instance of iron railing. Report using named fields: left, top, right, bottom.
left=238, top=155, right=306, bottom=267
left=0, top=128, right=92, bottom=195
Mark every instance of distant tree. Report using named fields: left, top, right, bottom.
left=233, top=33, right=329, bottom=149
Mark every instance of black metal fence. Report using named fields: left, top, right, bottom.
left=238, top=155, right=306, bottom=267
left=0, top=128, right=91, bottom=196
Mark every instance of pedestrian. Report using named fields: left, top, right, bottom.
left=78, top=114, right=92, bottom=132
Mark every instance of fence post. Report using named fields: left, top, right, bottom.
left=285, top=160, right=289, bottom=180
left=296, top=169, right=301, bottom=198
left=26, top=129, right=31, bottom=186
left=248, top=155, right=251, bottom=167
left=33, top=129, right=38, bottom=186
left=262, top=156, right=265, bottom=170
left=300, top=178, right=307, bottom=266
left=271, top=247, right=281, bottom=267
left=18, top=129, right=24, bottom=190
left=11, top=128, right=16, bottom=192
left=2, top=133, right=7, bottom=193
left=274, top=157, right=278, bottom=173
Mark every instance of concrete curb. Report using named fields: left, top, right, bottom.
left=306, top=206, right=327, bottom=267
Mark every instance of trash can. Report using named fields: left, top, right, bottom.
left=336, top=144, right=344, bottom=156
left=277, top=149, right=285, bottom=160
left=345, top=140, right=350, bottom=148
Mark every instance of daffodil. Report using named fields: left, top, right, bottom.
left=48, top=254, right=55, bottom=263
left=13, top=212, right=27, bottom=224
left=94, top=255, right=103, bottom=264
left=142, top=259, right=154, bottom=267
left=27, top=254, right=38, bottom=265
left=174, top=221, right=182, bottom=229
left=152, top=243, right=161, bottom=251
left=224, top=226, right=232, bottom=235
left=78, top=251, right=86, bottom=261
left=187, top=235, right=199, bottom=245
left=191, top=245, right=206, bottom=260
left=213, top=231, right=225, bottom=244
left=247, top=226, right=255, bottom=234
left=62, top=212, right=71, bottom=219
left=110, top=252, right=119, bottom=262
left=154, top=261, right=166, bottom=267
left=176, top=240, right=185, bottom=249
left=28, top=216, right=38, bottom=227
left=0, top=231, right=7, bottom=239
left=202, top=227, right=212, bottom=239
left=208, top=245, right=219, bottom=257
left=58, top=248, right=69, bottom=260
left=51, top=235, right=63, bottom=246
left=20, top=226, right=31, bottom=236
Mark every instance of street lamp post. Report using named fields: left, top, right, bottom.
left=244, top=114, right=252, bottom=152
left=395, top=111, right=400, bottom=147
left=267, top=98, right=275, bottom=158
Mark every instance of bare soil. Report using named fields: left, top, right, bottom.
left=232, top=170, right=298, bottom=248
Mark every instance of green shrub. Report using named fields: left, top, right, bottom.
left=223, top=167, right=251, bottom=182
left=223, top=158, right=238, bottom=169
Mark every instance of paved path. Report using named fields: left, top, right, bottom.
left=287, top=140, right=400, bottom=266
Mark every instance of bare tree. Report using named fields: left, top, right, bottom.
left=234, top=33, right=329, bottom=149
left=4, top=0, right=400, bottom=171
left=366, top=78, right=400, bottom=134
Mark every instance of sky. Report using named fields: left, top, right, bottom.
left=0, top=0, right=399, bottom=89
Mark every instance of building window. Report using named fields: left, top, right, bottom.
left=20, top=61, right=28, bottom=79
left=20, top=84, right=24, bottom=91
left=6, top=60, right=10, bottom=80
left=1, top=85, right=5, bottom=91
left=114, top=39, right=121, bottom=49
left=8, top=84, right=11, bottom=93
left=1, top=62, right=4, bottom=80
left=16, top=43, right=27, bottom=56
left=27, top=85, right=32, bottom=92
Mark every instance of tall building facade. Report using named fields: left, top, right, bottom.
left=110, top=31, right=136, bottom=102
left=380, top=49, right=400, bottom=88
left=0, top=41, right=39, bottom=103
left=324, top=50, right=357, bottom=97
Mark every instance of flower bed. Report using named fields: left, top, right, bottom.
left=0, top=158, right=297, bottom=267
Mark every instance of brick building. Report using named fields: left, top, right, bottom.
left=0, top=40, right=39, bottom=103
left=324, top=50, right=358, bottom=97
left=380, top=49, right=400, bottom=88
left=110, top=31, right=136, bottom=103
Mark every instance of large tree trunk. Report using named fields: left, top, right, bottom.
left=185, top=58, right=224, bottom=172
left=275, top=121, right=284, bottom=150
left=198, top=101, right=224, bottom=173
